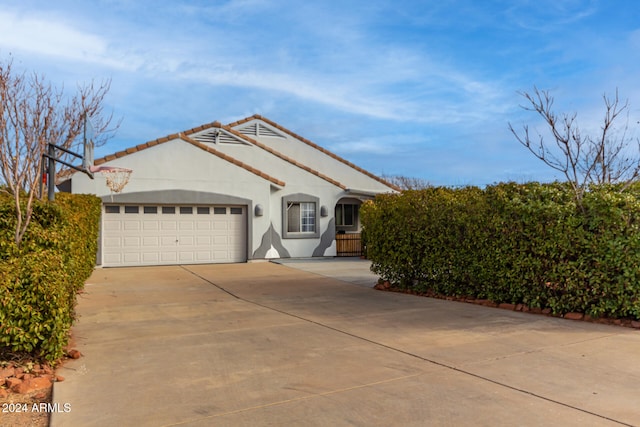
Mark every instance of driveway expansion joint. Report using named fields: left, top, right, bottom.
left=180, top=265, right=633, bottom=427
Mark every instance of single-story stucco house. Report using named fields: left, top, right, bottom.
left=61, top=115, right=399, bottom=267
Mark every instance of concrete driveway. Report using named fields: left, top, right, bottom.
left=52, top=260, right=640, bottom=426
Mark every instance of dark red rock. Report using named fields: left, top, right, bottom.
left=564, top=312, right=584, bottom=321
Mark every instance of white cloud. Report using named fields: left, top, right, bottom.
left=0, top=10, right=136, bottom=70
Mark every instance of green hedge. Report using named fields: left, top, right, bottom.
left=362, top=183, right=640, bottom=319
left=0, top=192, right=101, bottom=362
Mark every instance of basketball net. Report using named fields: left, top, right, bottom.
left=89, top=166, right=132, bottom=201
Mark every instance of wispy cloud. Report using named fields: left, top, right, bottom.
left=0, top=10, right=137, bottom=70
left=0, top=0, right=635, bottom=185
left=505, top=0, right=599, bottom=32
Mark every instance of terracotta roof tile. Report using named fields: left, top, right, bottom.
left=179, top=135, right=285, bottom=187
left=87, top=129, right=284, bottom=187
left=82, top=115, right=394, bottom=191
left=227, top=115, right=400, bottom=191
left=221, top=124, right=347, bottom=190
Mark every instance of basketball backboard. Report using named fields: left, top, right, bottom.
left=82, top=114, right=94, bottom=170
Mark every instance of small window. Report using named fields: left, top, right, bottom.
left=124, top=206, right=139, bottom=214
left=214, top=207, right=226, bottom=215
left=336, top=204, right=358, bottom=226
left=230, top=207, right=243, bottom=215
left=282, top=194, right=320, bottom=239
left=144, top=206, right=158, bottom=214
left=162, top=206, right=176, bottom=214
left=197, top=207, right=210, bottom=215
left=287, top=202, right=315, bottom=232
left=180, top=206, right=193, bottom=214
left=105, top=205, right=120, bottom=214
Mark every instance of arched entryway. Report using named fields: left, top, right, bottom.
left=335, top=197, right=363, bottom=256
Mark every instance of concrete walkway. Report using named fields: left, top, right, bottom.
left=52, top=260, right=640, bottom=426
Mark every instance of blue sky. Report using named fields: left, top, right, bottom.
left=1, top=0, right=639, bottom=186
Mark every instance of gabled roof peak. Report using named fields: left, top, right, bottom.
left=227, top=115, right=400, bottom=191
left=87, top=114, right=398, bottom=192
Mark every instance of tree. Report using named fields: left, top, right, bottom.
left=509, top=87, right=640, bottom=203
left=382, top=174, right=432, bottom=190
left=0, top=56, right=118, bottom=247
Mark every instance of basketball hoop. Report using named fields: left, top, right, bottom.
left=89, top=165, right=132, bottom=201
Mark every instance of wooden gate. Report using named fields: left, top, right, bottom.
left=336, top=233, right=362, bottom=257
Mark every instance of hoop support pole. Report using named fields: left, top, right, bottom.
left=44, top=143, right=95, bottom=201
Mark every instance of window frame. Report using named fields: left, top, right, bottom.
left=336, top=203, right=359, bottom=229
left=282, top=194, right=320, bottom=239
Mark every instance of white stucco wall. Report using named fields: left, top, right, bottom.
left=228, top=119, right=396, bottom=193
left=68, top=137, right=347, bottom=260
left=66, top=117, right=397, bottom=264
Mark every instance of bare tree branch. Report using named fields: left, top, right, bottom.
left=509, top=87, right=640, bottom=204
left=381, top=175, right=432, bottom=190
left=0, top=55, right=119, bottom=247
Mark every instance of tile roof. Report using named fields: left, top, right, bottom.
left=227, top=115, right=401, bottom=191
left=204, top=122, right=347, bottom=190
left=92, top=128, right=285, bottom=187
left=82, top=115, right=397, bottom=192
left=180, top=135, right=285, bottom=187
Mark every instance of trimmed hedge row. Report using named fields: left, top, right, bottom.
left=361, top=183, right=640, bottom=319
left=0, top=192, right=101, bottom=362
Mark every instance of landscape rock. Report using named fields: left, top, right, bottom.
left=0, top=366, right=15, bottom=379
left=5, top=377, right=21, bottom=389
left=27, top=376, right=52, bottom=392
left=68, top=349, right=82, bottom=359
left=564, top=312, right=584, bottom=320
left=9, top=378, right=29, bottom=394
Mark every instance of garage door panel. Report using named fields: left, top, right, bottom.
left=213, top=221, right=228, bottom=230
left=178, top=236, right=194, bottom=246
left=160, top=236, right=177, bottom=246
left=103, top=221, right=122, bottom=231
left=142, top=237, right=159, bottom=246
left=103, top=253, right=122, bottom=264
left=142, top=252, right=159, bottom=263
left=161, top=252, right=177, bottom=262
left=196, top=251, right=212, bottom=261
left=213, top=250, right=230, bottom=259
left=196, top=221, right=211, bottom=230
left=196, top=236, right=212, bottom=245
left=161, top=221, right=177, bottom=230
left=102, top=204, right=246, bottom=266
left=213, top=235, right=228, bottom=244
left=123, top=237, right=141, bottom=247
left=123, top=221, right=140, bottom=231
left=103, top=237, right=121, bottom=248
left=179, top=221, right=194, bottom=230
left=143, top=221, right=159, bottom=231
left=123, top=252, right=141, bottom=263
left=179, top=252, right=194, bottom=262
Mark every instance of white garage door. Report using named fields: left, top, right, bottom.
left=101, top=204, right=247, bottom=266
